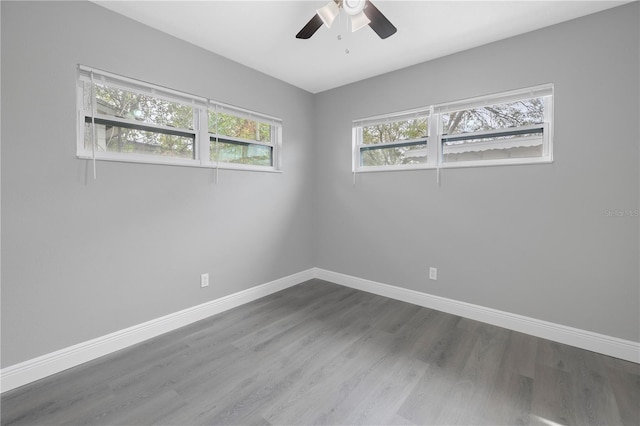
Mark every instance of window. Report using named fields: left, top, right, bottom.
left=208, top=106, right=280, bottom=169
left=353, top=85, right=553, bottom=171
left=353, top=110, right=429, bottom=171
left=77, top=66, right=282, bottom=171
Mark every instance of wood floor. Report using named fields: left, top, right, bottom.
left=2, top=279, right=638, bottom=425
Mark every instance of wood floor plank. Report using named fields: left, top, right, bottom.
left=230, top=286, right=361, bottom=352
left=433, top=324, right=512, bottom=425
left=605, top=361, right=640, bottom=426
left=568, top=347, right=624, bottom=425
left=530, top=363, right=577, bottom=425
left=264, top=328, right=398, bottom=425
left=500, top=330, right=539, bottom=379
left=88, top=389, right=187, bottom=426
left=396, top=326, right=479, bottom=424
left=2, top=279, right=638, bottom=426
left=478, top=372, right=533, bottom=425
left=339, top=349, right=428, bottom=425
left=536, top=338, right=574, bottom=373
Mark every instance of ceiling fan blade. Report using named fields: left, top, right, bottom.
left=296, top=14, right=324, bottom=39
left=364, top=0, right=397, bottom=39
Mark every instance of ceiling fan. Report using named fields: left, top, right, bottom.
left=296, top=0, right=397, bottom=40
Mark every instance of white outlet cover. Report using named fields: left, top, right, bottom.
left=200, top=273, right=209, bottom=287
left=429, top=267, right=437, bottom=280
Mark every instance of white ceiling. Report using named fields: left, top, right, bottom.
left=94, top=0, right=629, bottom=93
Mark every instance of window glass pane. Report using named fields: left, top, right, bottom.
left=441, top=96, right=546, bottom=163
left=209, top=111, right=271, bottom=143
left=442, top=97, right=544, bottom=135
left=82, top=82, right=92, bottom=113
left=361, top=143, right=427, bottom=167
left=442, top=131, right=543, bottom=163
left=84, top=122, right=194, bottom=159
left=85, top=82, right=193, bottom=130
left=362, top=117, right=428, bottom=145
left=210, top=139, right=272, bottom=166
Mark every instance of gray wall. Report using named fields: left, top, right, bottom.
left=1, top=1, right=315, bottom=367
left=313, top=3, right=639, bottom=342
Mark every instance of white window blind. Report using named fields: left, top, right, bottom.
left=211, top=101, right=282, bottom=128
left=78, top=66, right=207, bottom=108
left=433, top=84, right=553, bottom=114
left=353, top=107, right=430, bottom=128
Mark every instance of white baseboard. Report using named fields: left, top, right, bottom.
left=3, top=267, right=638, bottom=393
left=314, top=268, right=640, bottom=364
left=0, top=269, right=315, bottom=393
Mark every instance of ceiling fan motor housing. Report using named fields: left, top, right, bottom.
left=342, top=0, right=366, bottom=16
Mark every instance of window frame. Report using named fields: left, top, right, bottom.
left=77, top=66, right=282, bottom=172
left=207, top=102, right=282, bottom=171
left=352, top=108, right=431, bottom=172
left=353, top=84, right=554, bottom=172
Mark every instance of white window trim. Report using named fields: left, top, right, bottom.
left=353, top=84, right=554, bottom=173
left=206, top=101, right=282, bottom=171
left=353, top=109, right=430, bottom=171
left=77, top=65, right=282, bottom=173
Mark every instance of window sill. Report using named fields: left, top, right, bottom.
left=77, top=155, right=283, bottom=173
left=354, top=157, right=553, bottom=173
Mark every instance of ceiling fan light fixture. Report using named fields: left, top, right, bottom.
left=296, top=0, right=396, bottom=40
left=350, top=11, right=371, bottom=32
left=317, top=1, right=340, bottom=28
left=342, top=0, right=366, bottom=16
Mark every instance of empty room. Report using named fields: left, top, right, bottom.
left=1, top=0, right=638, bottom=425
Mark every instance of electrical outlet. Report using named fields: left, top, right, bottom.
left=429, top=267, right=437, bottom=280
left=200, top=273, right=209, bottom=288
